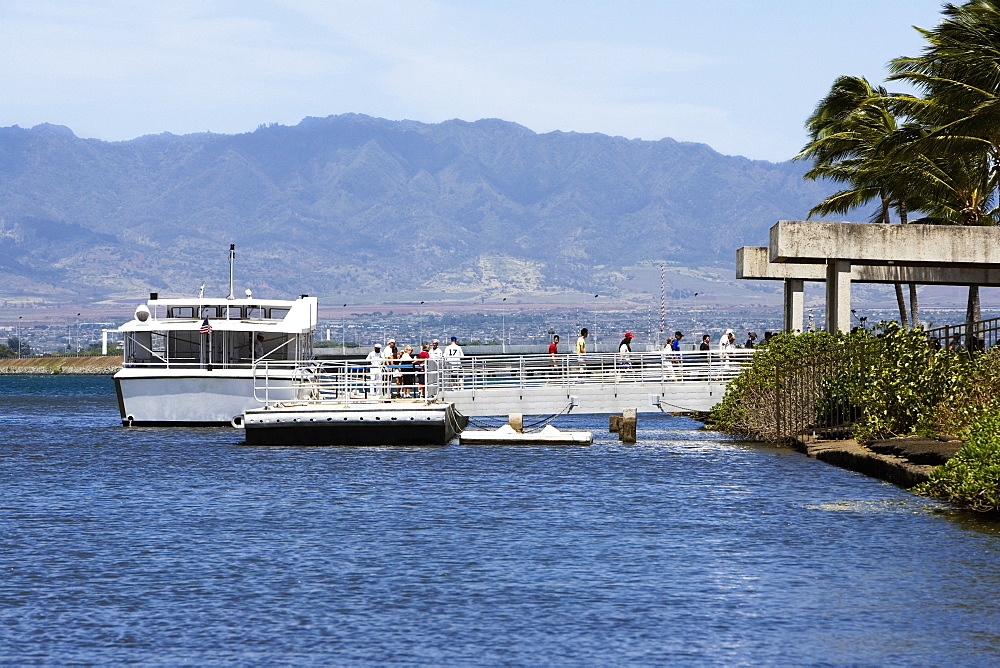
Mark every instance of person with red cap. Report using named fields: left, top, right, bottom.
left=618, top=331, right=634, bottom=369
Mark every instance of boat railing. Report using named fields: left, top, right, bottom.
left=250, top=350, right=755, bottom=407
left=123, top=337, right=170, bottom=366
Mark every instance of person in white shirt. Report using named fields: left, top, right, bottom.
left=400, top=345, right=416, bottom=398
left=618, top=332, right=633, bottom=369
left=445, top=336, right=464, bottom=388
left=427, top=338, right=445, bottom=394
left=365, top=344, right=384, bottom=397
left=382, top=339, right=401, bottom=397
left=719, top=329, right=736, bottom=368
left=719, top=329, right=736, bottom=352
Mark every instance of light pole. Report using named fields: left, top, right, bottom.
left=75, top=313, right=81, bottom=356
left=501, top=297, right=507, bottom=353
left=342, top=304, right=347, bottom=355
left=419, top=301, right=425, bottom=346
left=17, top=316, right=21, bottom=358
left=593, top=295, right=599, bottom=349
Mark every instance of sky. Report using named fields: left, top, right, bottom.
left=1, top=0, right=949, bottom=163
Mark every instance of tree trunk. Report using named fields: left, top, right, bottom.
left=908, top=284, right=919, bottom=328
left=965, top=285, right=981, bottom=350
left=887, top=199, right=909, bottom=327
left=895, top=283, right=909, bottom=328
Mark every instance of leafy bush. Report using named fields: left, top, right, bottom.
left=708, top=330, right=846, bottom=440
left=710, top=323, right=972, bottom=443
left=850, top=323, right=971, bottom=444
left=930, top=345, right=1000, bottom=440
left=915, top=408, right=1000, bottom=514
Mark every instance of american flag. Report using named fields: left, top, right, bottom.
left=200, top=318, right=212, bottom=334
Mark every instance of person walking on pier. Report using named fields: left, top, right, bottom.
left=576, top=328, right=588, bottom=372
left=662, top=330, right=683, bottom=379
left=428, top=339, right=445, bottom=393
left=672, top=331, right=683, bottom=353
left=365, top=344, right=385, bottom=398
left=719, top=328, right=737, bottom=374
left=445, top=336, right=464, bottom=389
left=719, top=329, right=736, bottom=353
left=549, top=334, right=560, bottom=368
left=417, top=344, right=430, bottom=397
left=400, top=345, right=416, bottom=398
left=699, top=334, right=711, bottom=351
left=618, top=332, right=633, bottom=370
left=383, top=339, right=401, bottom=397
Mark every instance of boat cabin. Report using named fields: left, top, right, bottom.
left=119, top=293, right=317, bottom=369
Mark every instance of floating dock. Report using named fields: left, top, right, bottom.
left=242, top=400, right=467, bottom=446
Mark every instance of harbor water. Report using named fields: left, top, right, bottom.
left=2, top=375, right=999, bottom=665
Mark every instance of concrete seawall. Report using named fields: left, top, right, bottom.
left=790, top=436, right=961, bottom=489
left=0, top=356, right=122, bottom=375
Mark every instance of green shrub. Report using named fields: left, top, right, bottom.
left=708, top=330, right=847, bottom=440
left=915, top=408, right=1000, bottom=514
left=710, top=323, right=973, bottom=443
left=851, top=323, right=971, bottom=443
left=930, top=345, right=1000, bottom=439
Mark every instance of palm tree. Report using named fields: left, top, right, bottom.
left=795, top=75, right=922, bottom=326
left=888, top=0, right=1000, bottom=333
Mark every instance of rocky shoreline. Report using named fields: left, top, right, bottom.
left=791, top=435, right=961, bottom=489
left=0, top=356, right=122, bottom=375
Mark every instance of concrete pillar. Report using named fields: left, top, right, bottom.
left=508, top=413, right=523, bottom=433
left=783, top=279, right=804, bottom=333
left=620, top=408, right=637, bottom=444
left=825, top=260, right=852, bottom=333
left=609, top=415, right=621, bottom=433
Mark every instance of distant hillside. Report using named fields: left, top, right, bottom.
left=0, top=115, right=834, bottom=305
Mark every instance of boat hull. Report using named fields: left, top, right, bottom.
left=114, top=368, right=297, bottom=426
left=243, top=401, right=467, bottom=446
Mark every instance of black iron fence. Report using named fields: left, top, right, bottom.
left=771, top=317, right=1000, bottom=442
left=774, top=344, right=869, bottom=441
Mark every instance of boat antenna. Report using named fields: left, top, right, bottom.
left=228, top=244, right=235, bottom=300
left=198, top=283, right=205, bottom=299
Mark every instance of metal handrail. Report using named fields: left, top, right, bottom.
left=250, top=350, right=756, bottom=407
left=923, top=316, right=1000, bottom=352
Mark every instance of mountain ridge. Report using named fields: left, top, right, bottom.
left=0, top=114, right=834, bottom=306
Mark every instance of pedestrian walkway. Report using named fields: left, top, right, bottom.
left=252, top=350, right=754, bottom=417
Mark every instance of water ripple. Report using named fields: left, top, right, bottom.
left=1, top=376, right=999, bottom=665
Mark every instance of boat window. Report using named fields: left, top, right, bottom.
left=199, top=306, right=221, bottom=319
left=269, top=308, right=289, bottom=319
left=168, top=306, right=196, bottom=318
left=225, top=306, right=243, bottom=319
left=168, top=331, right=201, bottom=361
left=246, top=305, right=265, bottom=319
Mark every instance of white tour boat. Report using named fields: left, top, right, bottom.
left=114, top=246, right=318, bottom=426
left=114, top=290, right=317, bottom=426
